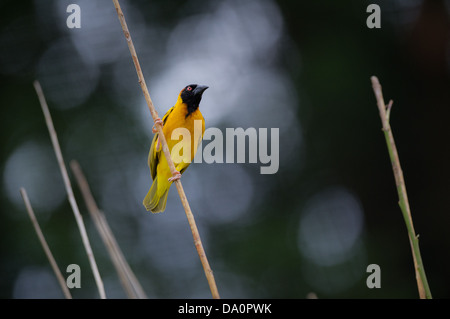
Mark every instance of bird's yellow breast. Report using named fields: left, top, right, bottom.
left=162, top=98, right=205, bottom=165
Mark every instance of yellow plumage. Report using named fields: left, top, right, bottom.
left=143, top=84, right=207, bottom=213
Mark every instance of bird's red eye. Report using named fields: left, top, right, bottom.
left=186, top=86, right=192, bottom=91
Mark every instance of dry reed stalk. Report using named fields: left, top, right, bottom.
left=70, top=160, right=147, bottom=299
left=33, top=81, right=106, bottom=299
left=20, top=187, right=72, bottom=299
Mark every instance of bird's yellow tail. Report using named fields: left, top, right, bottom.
left=143, top=176, right=170, bottom=213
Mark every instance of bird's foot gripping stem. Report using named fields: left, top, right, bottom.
left=168, top=171, right=181, bottom=182
left=152, top=118, right=163, bottom=133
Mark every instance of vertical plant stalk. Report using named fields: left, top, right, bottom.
left=70, top=160, right=147, bottom=299
left=33, top=81, right=106, bottom=299
left=112, top=0, right=220, bottom=299
left=371, top=76, right=432, bottom=299
left=20, top=187, right=72, bottom=299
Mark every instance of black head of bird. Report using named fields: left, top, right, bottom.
left=181, top=84, right=209, bottom=116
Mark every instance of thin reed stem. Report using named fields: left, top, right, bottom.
left=70, top=160, right=147, bottom=299
left=112, top=0, right=220, bottom=299
left=20, top=187, right=72, bottom=299
left=33, top=81, right=106, bottom=299
left=371, top=76, right=432, bottom=299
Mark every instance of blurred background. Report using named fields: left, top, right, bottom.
left=1, top=0, right=449, bottom=298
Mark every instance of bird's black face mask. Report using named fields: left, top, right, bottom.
left=181, top=84, right=208, bottom=116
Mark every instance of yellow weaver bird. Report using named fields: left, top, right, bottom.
left=143, top=84, right=208, bottom=213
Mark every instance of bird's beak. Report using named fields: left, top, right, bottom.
left=193, top=85, right=209, bottom=96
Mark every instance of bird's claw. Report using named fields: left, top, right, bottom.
left=168, top=171, right=181, bottom=182
left=152, top=118, right=163, bottom=133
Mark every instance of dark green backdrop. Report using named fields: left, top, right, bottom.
left=1, top=0, right=449, bottom=298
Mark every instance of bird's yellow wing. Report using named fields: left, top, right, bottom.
left=148, top=106, right=175, bottom=180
